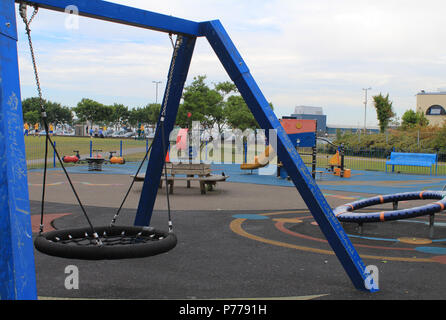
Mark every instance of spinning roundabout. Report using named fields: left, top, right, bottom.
left=230, top=208, right=446, bottom=266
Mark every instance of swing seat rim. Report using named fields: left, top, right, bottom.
left=34, top=225, right=177, bottom=260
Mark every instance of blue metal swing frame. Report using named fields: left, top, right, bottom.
left=0, top=0, right=374, bottom=299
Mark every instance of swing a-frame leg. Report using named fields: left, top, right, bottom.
left=0, top=0, right=37, bottom=300
left=201, top=20, right=373, bottom=292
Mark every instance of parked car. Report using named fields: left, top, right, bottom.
left=124, top=131, right=136, bottom=138
left=112, top=130, right=126, bottom=138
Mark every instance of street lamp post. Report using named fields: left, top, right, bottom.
left=153, top=81, right=162, bottom=104
left=363, top=87, right=372, bottom=134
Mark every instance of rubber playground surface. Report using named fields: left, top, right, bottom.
left=28, top=162, right=446, bottom=300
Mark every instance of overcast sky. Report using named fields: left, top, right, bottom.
left=15, top=0, right=446, bottom=127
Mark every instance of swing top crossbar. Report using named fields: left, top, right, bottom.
left=14, top=0, right=203, bottom=37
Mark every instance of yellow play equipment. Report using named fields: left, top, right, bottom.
left=240, top=145, right=275, bottom=170
left=328, top=149, right=351, bottom=178
left=329, top=150, right=341, bottom=169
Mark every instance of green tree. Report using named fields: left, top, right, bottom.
left=401, top=109, right=429, bottom=129
left=73, top=98, right=108, bottom=127
left=373, top=93, right=395, bottom=133
left=225, top=96, right=256, bottom=131
left=145, top=103, right=161, bottom=126
left=225, top=96, right=274, bottom=132
left=23, top=110, right=40, bottom=125
left=127, top=104, right=161, bottom=128
left=22, top=97, right=73, bottom=125
left=109, top=103, right=129, bottom=128
left=214, top=81, right=237, bottom=98
left=128, top=107, right=146, bottom=127
left=213, top=81, right=238, bottom=133
left=401, top=109, right=418, bottom=129
left=416, top=111, right=429, bottom=127
left=177, top=75, right=223, bottom=129
left=48, top=103, right=73, bottom=125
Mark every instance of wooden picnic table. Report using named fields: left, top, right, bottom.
left=133, top=163, right=229, bottom=194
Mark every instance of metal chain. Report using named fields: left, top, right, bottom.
left=112, top=35, right=183, bottom=231
left=20, top=3, right=49, bottom=235
left=19, top=3, right=102, bottom=245
left=20, top=4, right=43, bottom=107
left=168, top=33, right=175, bottom=49
left=160, top=34, right=184, bottom=232
left=161, top=35, right=183, bottom=117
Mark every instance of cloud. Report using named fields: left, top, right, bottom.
left=15, top=0, right=446, bottom=126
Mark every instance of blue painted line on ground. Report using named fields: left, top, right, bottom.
left=33, top=162, right=446, bottom=195
left=232, top=214, right=270, bottom=220
left=415, top=247, right=446, bottom=255
left=346, top=234, right=398, bottom=242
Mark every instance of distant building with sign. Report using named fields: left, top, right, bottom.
left=283, top=105, right=382, bottom=137
left=416, top=91, right=446, bottom=127
left=286, top=106, right=327, bottom=134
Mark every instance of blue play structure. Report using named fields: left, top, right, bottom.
left=277, top=133, right=317, bottom=180
left=0, top=0, right=375, bottom=299
left=386, top=152, right=438, bottom=175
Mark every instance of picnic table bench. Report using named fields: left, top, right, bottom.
left=385, top=152, right=438, bottom=175
left=133, top=163, right=229, bottom=194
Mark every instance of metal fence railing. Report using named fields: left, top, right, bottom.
left=316, top=144, right=446, bottom=176
left=25, top=136, right=151, bottom=170
left=25, top=135, right=446, bottom=176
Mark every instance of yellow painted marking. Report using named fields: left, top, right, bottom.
left=230, top=214, right=435, bottom=264
left=230, top=219, right=334, bottom=255
left=398, top=238, right=433, bottom=245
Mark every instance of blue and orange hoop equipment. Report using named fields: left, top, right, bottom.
left=334, top=191, right=446, bottom=223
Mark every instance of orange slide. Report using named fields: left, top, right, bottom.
left=240, top=145, right=276, bottom=170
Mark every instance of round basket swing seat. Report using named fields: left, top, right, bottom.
left=34, top=225, right=177, bottom=260
left=334, top=191, right=446, bottom=223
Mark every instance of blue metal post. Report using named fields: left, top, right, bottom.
left=202, top=20, right=372, bottom=292
left=134, top=35, right=197, bottom=227
left=90, top=139, right=92, bottom=157
left=120, top=140, right=123, bottom=157
left=53, top=141, right=56, bottom=168
left=0, top=0, right=37, bottom=300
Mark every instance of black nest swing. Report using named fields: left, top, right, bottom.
left=34, top=226, right=177, bottom=260
left=20, top=3, right=178, bottom=260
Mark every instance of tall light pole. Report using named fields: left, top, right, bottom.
left=153, top=81, right=162, bottom=104
left=363, top=87, right=372, bottom=134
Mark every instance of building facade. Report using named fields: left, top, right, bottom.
left=289, top=106, right=327, bottom=134
left=416, top=91, right=446, bottom=127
